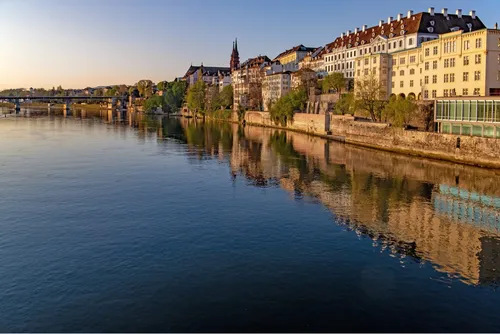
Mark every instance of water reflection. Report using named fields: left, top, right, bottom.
left=4, top=108, right=500, bottom=286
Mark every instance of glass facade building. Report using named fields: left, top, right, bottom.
left=435, top=98, right=500, bottom=138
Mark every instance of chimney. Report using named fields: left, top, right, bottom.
left=362, top=24, right=367, bottom=32
left=428, top=7, right=435, bottom=16
left=494, top=22, right=498, bottom=30
left=397, top=13, right=403, bottom=21
left=470, top=10, right=476, bottom=19
left=388, top=16, right=393, bottom=23
left=407, top=10, right=413, bottom=18
left=346, top=30, right=351, bottom=35
left=341, top=32, right=344, bottom=38
left=442, top=8, right=448, bottom=17
left=379, top=20, right=384, bottom=27
left=456, top=9, right=462, bottom=18
left=354, top=27, right=359, bottom=34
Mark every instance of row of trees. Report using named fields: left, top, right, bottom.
left=142, top=80, right=188, bottom=113
left=186, top=78, right=233, bottom=115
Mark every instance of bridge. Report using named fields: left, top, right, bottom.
left=0, top=96, right=131, bottom=112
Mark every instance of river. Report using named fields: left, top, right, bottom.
left=1, top=107, right=500, bottom=332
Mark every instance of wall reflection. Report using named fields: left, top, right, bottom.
left=5, top=108, right=500, bottom=286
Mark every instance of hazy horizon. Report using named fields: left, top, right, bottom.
left=1, top=0, right=499, bottom=90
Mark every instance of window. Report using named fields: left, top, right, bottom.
left=432, top=60, right=437, bottom=69
left=400, top=57, right=405, bottom=65
left=391, top=81, right=395, bottom=88
left=410, top=69, right=415, bottom=75
left=475, top=38, right=482, bottom=48
left=377, top=45, right=381, bottom=52
left=357, top=69, right=360, bottom=76
left=400, top=70, right=404, bottom=76
left=400, top=81, right=404, bottom=88
left=474, top=71, right=481, bottom=81
left=399, top=40, right=403, bottom=48
left=364, top=58, right=369, bottom=65
left=433, top=46, right=438, bottom=55
left=450, top=58, right=455, bottom=67
left=373, top=57, right=377, bottom=64
left=424, top=90, right=429, bottom=98
left=382, top=45, right=385, bottom=51
left=432, top=75, right=437, bottom=84
left=463, top=56, right=469, bottom=65
left=444, top=74, right=449, bottom=83
left=364, top=69, right=368, bottom=75
left=424, top=76, right=429, bottom=84
left=393, top=41, right=397, bottom=48
left=450, top=73, right=455, bottom=83
left=425, top=62, right=429, bottom=70
left=463, top=88, right=468, bottom=96
left=475, top=54, right=481, bottom=64
left=357, top=60, right=361, bottom=66
left=463, top=72, right=469, bottom=81
left=410, top=56, right=416, bottom=63
left=410, top=80, right=414, bottom=87
left=444, top=59, right=449, bottom=68
left=450, top=88, right=456, bottom=97
left=392, top=71, right=396, bottom=76
left=425, top=48, right=430, bottom=56
left=373, top=68, right=376, bottom=75
left=409, top=38, right=413, bottom=46
left=474, top=88, right=480, bottom=96
left=464, top=40, right=470, bottom=50
left=444, top=89, right=449, bottom=97
left=432, top=90, right=437, bottom=98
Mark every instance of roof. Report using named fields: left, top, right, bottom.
left=273, top=44, right=317, bottom=61
left=327, top=11, right=486, bottom=51
left=238, top=55, right=271, bottom=69
left=183, top=65, right=231, bottom=79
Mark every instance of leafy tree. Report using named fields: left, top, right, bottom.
left=143, top=95, right=164, bottom=113
left=219, top=85, right=233, bottom=109
left=295, top=68, right=317, bottom=92
left=157, top=81, right=169, bottom=92
left=322, top=72, right=345, bottom=93
left=186, top=79, right=206, bottom=113
left=270, top=88, right=307, bottom=125
left=334, top=93, right=356, bottom=115
left=383, top=95, right=418, bottom=127
left=354, top=70, right=386, bottom=121
left=128, top=86, right=139, bottom=98
left=137, top=79, right=154, bottom=98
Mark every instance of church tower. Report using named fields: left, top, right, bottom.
left=230, top=38, right=240, bottom=72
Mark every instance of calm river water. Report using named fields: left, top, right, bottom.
left=1, top=107, right=500, bottom=332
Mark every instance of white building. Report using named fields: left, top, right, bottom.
left=262, top=71, right=291, bottom=111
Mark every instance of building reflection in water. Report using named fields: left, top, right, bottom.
left=9, top=110, right=500, bottom=286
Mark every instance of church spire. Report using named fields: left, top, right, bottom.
left=230, top=38, right=240, bottom=73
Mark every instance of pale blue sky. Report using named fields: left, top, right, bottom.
left=1, top=0, right=499, bottom=89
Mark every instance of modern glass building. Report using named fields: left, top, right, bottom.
left=435, top=97, right=500, bottom=138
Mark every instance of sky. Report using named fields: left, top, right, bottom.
left=1, top=0, right=499, bottom=89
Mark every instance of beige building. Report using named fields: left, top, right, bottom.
left=262, top=72, right=291, bottom=111
left=354, top=53, right=391, bottom=99
left=354, top=27, right=500, bottom=100
left=232, top=56, right=270, bottom=110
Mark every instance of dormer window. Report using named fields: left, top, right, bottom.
left=430, top=20, right=435, bottom=26
left=427, top=27, right=434, bottom=33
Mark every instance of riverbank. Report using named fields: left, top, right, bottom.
left=202, top=111, right=500, bottom=169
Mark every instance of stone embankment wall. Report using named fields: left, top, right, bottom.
left=243, top=111, right=500, bottom=168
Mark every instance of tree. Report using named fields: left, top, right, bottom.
left=128, top=86, right=139, bottom=98
left=295, top=68, right=317, bottom=92
left=143, top=95, right=164, bottom=113
left=157, top=81, right=169, bottom=92
left=137, top=79, right=154, bottom=98
left=186, top=79, right=206, bottom=113
left=334, top=93, right=355, bottom=115
left=354, top=71, right=386, bottom=121
left=322, top=72, right=346, bottom=93
left=383, top=95, right=418, bottom=127
left=270, top=88, right=307, bottom=125
left=219, top=85, right=233, bottom=109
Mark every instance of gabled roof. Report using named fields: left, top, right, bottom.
left=183, top=65, right=231, bottom=79
left=273, top=44, right=317, bottom=61
left=238, top=55, right=271, bottom=69
left=327, top=11, right=486, bottom=51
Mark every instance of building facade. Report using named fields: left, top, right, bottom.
left=273, top=44, right=317, bottom=72
left=232, top=55, right=271, bottom=110
left=262, top=71, right=291, bottom=111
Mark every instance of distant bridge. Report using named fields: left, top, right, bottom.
left=0, top=96, right=130, bottom=112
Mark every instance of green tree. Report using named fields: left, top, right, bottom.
left=157, top=81, right=169, bottom=92
left=383, top=95, right=418, bottom=127
left=186, top=79, right=206, bottom=113
left=128, top=86, right=139, bottom=98
left=219, top=85, right=233, bottom=109
left=137, top=79, right=154, bottom=98
left=270, top=88, right=307, bottom=125
left=322, top=72, right=345, bottom=93
left=334, top=93, right=355, bottom=115
left=143, top=95, right=164, bottom=113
